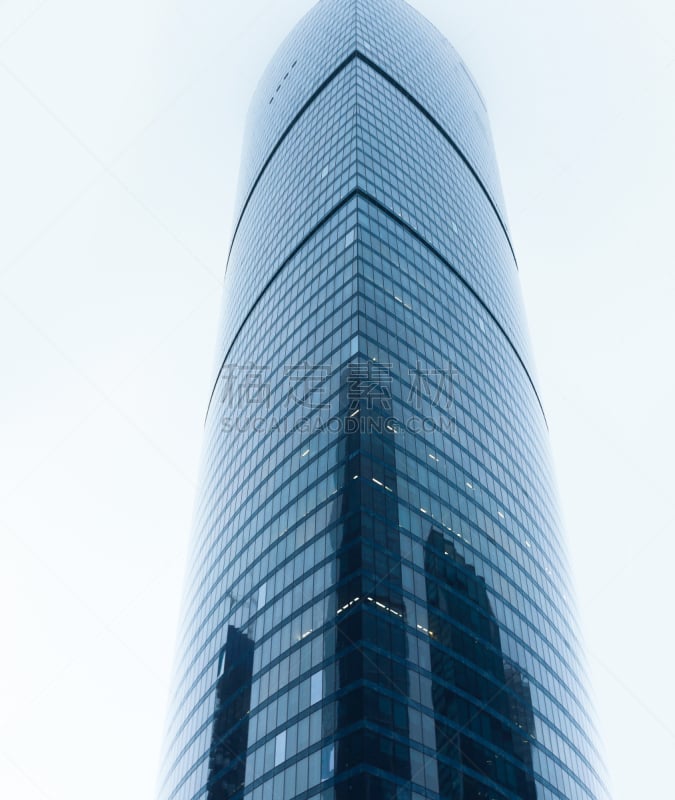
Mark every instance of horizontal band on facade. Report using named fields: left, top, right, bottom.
left=226, top=49, right=516, bottom=273
left=207, top=190, right=546, bottom=427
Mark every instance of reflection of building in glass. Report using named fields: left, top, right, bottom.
left=425, top=527, right=537, bottom=799
left=333, top=375, right=411, bottom=797
left=504, top=665, right=537, bottom=787
left=157, top=1, right=609, bottom=799
left=206, top=626, right=254, bottom=800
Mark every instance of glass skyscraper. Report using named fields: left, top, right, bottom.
left=158, top=1, right=609, bottom=799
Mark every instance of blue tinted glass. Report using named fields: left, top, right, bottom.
left=157, top=2, right=609, bottom=800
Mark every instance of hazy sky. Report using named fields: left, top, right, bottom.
left=1, top=1, right=674, bottom=798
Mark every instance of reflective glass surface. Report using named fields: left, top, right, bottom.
left=157, top=2, right=609, bottom=799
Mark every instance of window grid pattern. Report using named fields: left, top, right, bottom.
left=218, top=62, right=530, bottom=400
left=237, top=0, right=505, bottom=223
left=158, top=3, right=609, bottom=800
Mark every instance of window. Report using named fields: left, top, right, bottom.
left=310, top=670, right=323, bottom=705
left=274, top=731, right=287, bottom=767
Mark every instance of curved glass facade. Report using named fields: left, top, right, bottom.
left=158, top=2, right=609, bottom=799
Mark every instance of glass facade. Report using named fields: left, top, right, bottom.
left=157, top=1, right=609, bottom=799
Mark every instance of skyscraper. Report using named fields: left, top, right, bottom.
left=158, top=1, right=609, bottom=799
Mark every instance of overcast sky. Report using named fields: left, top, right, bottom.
left=1, top=1, right=674, bottom=798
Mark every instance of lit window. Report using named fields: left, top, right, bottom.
left=274, top=731, right=286, bottom=767
left=310, top=671, right=323, bottom=705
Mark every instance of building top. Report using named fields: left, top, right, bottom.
left=236, top=0, right=506, bottom=226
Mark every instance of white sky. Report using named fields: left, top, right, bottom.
left=1, top=1, right=673, bottom=798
